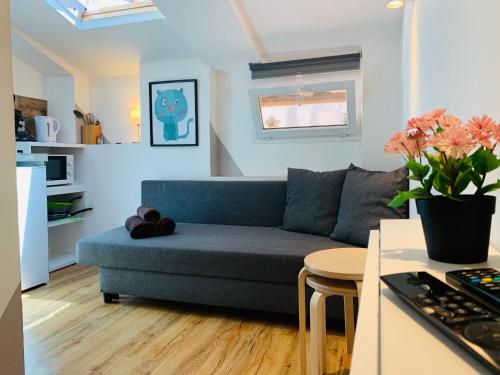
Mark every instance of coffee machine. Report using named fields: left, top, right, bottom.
left=15, top=109, right=37, bottom=142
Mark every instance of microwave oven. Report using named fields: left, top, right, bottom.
left=46, top=154, right=74, bottom=186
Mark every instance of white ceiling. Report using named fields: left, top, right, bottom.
left=244, top=0, right=403, bottom=55
left=10, top=0, right=195, bottom=77
left=9, top=0, right=403, bottom=77
left=11, top=30, right=71, bottom=76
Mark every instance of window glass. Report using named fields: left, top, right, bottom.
left=48, top=0, right=162, bottom=29
left=250, top=79, right=358, bottom=139
left=78, top=0, right=148, bottom=12
left=258, top=89, right=348, bottom=130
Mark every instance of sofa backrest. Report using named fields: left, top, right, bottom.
left=141, top=180, right=287, bottom=227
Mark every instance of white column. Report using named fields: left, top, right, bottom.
left=402, top=0, right=500, bottom=247
left=0, top=1, right=25, bottom=373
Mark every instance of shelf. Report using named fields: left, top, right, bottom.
left=47, top=184, right=85, bottom=196
left=49, top=254, right=76, bottom=272
left=48, top=217, right=84, bottom=228
left=27, top=142, right=86, bottom=149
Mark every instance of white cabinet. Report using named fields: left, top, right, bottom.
left=16, top=166, right=49, bottom=290
left=16, top=142, right=88, bottom=275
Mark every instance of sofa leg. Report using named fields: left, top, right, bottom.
left=103, top=292, right=119, bottom=303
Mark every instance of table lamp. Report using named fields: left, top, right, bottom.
left=129, top=108, right=141, bottom=143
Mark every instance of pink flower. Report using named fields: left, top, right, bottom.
left=494, top=123, right=500, bottom=144
left=428, top=126, right=474, bottom=159
left=384, top=132, right=406, bottom=154
left=437, top=115, right=462, bottom=129
left=405, top=116, right=434, bottom=133
left=408, top=128, right=428, bottom=148
left=404, top=109, right=447, bottom=133
left=424, top=108, right=447, bottom=122
left=384, top=131, right=425, bottom=158
left=467, top=115, right=497, bottom=149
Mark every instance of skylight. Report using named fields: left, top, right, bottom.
left=66, top=0, right=152, bottom=16
left=46, top=0, right=164, bottom=30
left=79, top=0, right=147, bottom=12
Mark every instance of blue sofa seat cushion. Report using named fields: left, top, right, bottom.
left=77, top=223, right=351, bottom=285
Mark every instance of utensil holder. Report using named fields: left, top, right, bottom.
left=82, top=125, right=102, bottom=144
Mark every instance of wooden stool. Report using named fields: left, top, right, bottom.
left=298, top=248, right=367, bottom=375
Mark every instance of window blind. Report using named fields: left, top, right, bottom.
left=249, top=53, right=361, bottom=80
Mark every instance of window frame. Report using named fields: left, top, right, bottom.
left=249, top=80, right=358, bottom=140
left=45, top=0, right=163, bottom=30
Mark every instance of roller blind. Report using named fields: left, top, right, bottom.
left=249, top=53, right=361, bottom=80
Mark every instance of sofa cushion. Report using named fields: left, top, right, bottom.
left=283, top=168, right=347, bottom=236
left=142, top=180, right=287, bottom=227
left=330, top=164, right=409, bottom=247
left=77, top=223, right=352, bottom=285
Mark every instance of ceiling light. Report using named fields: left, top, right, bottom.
left=385, top=0, right=404, bottom=9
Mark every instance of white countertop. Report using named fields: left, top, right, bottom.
left=351, top=219, right=499, bottom=375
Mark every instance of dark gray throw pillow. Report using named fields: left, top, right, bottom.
left=283, top=167, right=347, bottom=236
left=330, top=164, right=409, bottom=247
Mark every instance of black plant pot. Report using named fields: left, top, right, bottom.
left=416, top=195, right=496, bottom=264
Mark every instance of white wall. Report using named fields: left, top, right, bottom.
left=0, top=2, right=24, bottom=373
left=361, top=32, right=403, bottom=171
left=85, top=58, right=215, bottom=235
left=402, top=0, right=500, bottom=248
left=45, top=75, right=77, bottom=143
left=90, top=75, right=140, bottom=144
left=215, top=66, right=362, bottom=175
left=214, top=33, right=403, bottom=176
left=12, top=27, right=90, bottom=114
left=83, top=37, right=404, bottom=233
left=12, top=56, right=45, bottom=99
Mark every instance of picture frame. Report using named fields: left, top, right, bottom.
left=149, top=79, right=198, bottom=146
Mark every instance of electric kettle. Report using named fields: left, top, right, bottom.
left=34, top=116, right=61, bottom=142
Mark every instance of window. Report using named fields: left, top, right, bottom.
left=46, top=0, right=163, bottom=29
left=66, top=0, right=152, bottom=17
left=250, top=80, right=358, bottom=139
left=259, top=89, right=348, bottom=130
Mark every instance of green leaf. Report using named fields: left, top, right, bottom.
left=406, top=159, right=420, bottom=176
left=410, top=187, right=432, bottom=197
left=423, top=172, right=436, bottom=192
left=406, top=159, right=430, bottom=182
left=388, top=193, right=410, bottom=208
left=388, top=188, right=432, bottom=208
left=421, top=164, right=430, bottom=178
left=426, top=154, right=441, bottom=170
left=407, top=175, right=421, bottom=181
left=472, top=149, right=500, bottom=175
left=470, top=171, right=482, bottom=187
left=433, top=172, right=451, bottom=195
left=480, top=180, right=500, bottom=194
left=454, top=170, right=472, bottom=194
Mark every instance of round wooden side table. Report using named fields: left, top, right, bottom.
left=298, top=248, right=367, bottom=375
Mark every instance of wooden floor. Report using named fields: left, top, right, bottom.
left=22, top=265, right=351, bottom=375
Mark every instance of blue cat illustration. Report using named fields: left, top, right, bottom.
left=154, top=88, right=193, bottom=141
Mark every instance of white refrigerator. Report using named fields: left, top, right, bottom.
left=16, top=165, right=49, bottom=290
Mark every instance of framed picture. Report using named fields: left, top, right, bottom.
left=149, top=79, right=198, bottom=146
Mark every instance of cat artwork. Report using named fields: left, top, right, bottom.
left=154, top=88, right=194, bottom=141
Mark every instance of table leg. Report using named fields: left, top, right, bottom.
left=310, top=291, right=327, bottom=375
left=344, top=295, right=355, bottom=354
left=298, top=267, right=310, bottom=375
left=320, top=294, right=327, bottom=371
left=355, top=280, right=363, bottom=299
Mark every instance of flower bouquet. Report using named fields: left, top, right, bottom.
left=385, top=109, right=500, bottom=263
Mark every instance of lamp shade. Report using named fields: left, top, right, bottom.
left=129, top=108, right=141, bottom=124
left=385, top=0, right=404, bottom=9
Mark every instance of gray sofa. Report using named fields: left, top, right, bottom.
left=77, top=180, right=354, bottom=319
